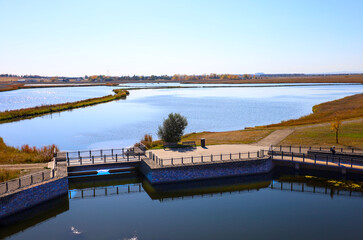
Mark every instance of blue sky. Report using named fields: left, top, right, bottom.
left=0, top=0, right=362, bottom=76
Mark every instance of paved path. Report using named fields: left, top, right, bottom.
left=253, top=129, right=295, bottom=147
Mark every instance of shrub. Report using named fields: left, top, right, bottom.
left=157, top=113, right=188, bottom=143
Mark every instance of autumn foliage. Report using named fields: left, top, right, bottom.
left=0, top=137, right=58, bottom=164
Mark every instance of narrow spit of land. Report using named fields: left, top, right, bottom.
left=0, top=89, right=129, bottom=123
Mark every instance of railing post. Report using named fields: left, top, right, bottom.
left=89, top=150, right=92, bottom=159
left=351, top=158, right=353, bottom=168
left=115, top=154, right=118, bottom=162
left=191, top=156, right=193, bottom=163
left=239, top=152, right=241, bottom=159
left=161, top=159, right=163, bottom=167
left=112, top=149, right=114, bottom=157
left=181, top=157, right=183, bottom=165
left=320, top=147, right=322, bottom=151
left=127, top=154, right=129, bottom=162
left=104, top=155, right=106, bottom=163
left=100, top=150, right=103, bottom=157
left=78, top=151, right=80, bottom=158
left=291, top=152, right=294, bottom=161
left=248, top=152, right=250, bottom=158
left=280, top=145, right=282, bottom=151
left=314, top=154, right=316, bottom=164
left=230, top=153, right=232, bottom=160
left=171, top=158, right=173, bottom=165
left=299, top=146, right=301, bottom=153
left=302, top=153, right=305, bottom=162
left=52, top=169, right=55, bottom=178
left=31, top=175, right=33, bottom=185
left=139, top=154, right=141, bottom=160
left=220, top=154, right=222, bottom=161
left=257, top=151, right=259, bottom=158
left=282, top=151, right=284, bottom=160
left=80, top=156, right=82, bottom=165
left=67, top=158, right=70, bottom=166
left=271, top=150, right=274, bottom=159
left=210, top=155, right=213, bottom=162
left=5, top=182, right=8, bottom=193
left=92, top=156, right=94, bottom=164
left=42, top=172, right=44, bottom=181
left=352, top=148, right=354, bottom=153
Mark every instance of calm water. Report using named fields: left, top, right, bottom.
left=1, top=171, right=363, bottom=240
left=0, top=84, right=362, bottom=150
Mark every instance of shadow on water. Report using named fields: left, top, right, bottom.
left=0, top=195, right=69, bottom=239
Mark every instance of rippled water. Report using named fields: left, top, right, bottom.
left=0, top=83, right=362, bottom=150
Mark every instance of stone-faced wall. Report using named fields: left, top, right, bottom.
left=140, top=157, right=272, bottom=184
left=0, top=177, right=68, bottom=220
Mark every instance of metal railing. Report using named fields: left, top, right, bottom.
left=60, top=147, right=145, bottom=166
left=149, top=150, right=267, bottom=167
left=271, top=145, right=363, bottom=154
left=65, top=152, right=144, bottom=166
left=0, top=169, right=55, bottom=196
left=270, top=150, right=363, bottom=169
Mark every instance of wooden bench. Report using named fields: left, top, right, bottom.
left=163, top=142, right=178, bottom=149
left=182, top=141, right=196, bottom=148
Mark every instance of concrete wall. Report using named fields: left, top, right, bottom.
left=0, top=177, right=68, bottom=220
left=140, top=157, right=272, bottom=184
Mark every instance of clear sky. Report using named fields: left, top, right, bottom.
left=0, top=0, right=362, bottom=76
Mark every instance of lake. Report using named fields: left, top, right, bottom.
left=0, top=83, right=362, bottom=150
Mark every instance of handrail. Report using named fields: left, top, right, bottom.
left=151, top=150, right=266, bottom=167
left=0, top=168, right=55, bottom=196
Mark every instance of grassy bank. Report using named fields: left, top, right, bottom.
left=0, top=169, right=21, bottom=182
left=0, top=137, right=58, bottom=164
left=0, top=89, right=129, bottom=123
left=280, top=120, right=363, bottom=148
left=260, top=93, right=363, bottom=128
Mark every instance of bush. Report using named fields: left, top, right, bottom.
left=140, top=134, right=153, bottom=149
left=157, top=113, right=188, bottom=143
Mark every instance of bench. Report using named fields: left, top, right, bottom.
left=163, top=142, right=178, bottom=149
left=182, top=141, right=196, bottom=148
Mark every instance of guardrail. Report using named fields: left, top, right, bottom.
left=271, top=145, right=363, bottom=154
left=270, top=150, right=363, bottom=169
left=149, top=150, right=267, bottom=167
left=65, top=152, right=144, bottom=166
left=0, top=169, right=55, bottom=196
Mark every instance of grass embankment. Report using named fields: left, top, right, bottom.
left=0, top=137, right=58, bottom=164
left=262, top=93, right=363, bottom=127
left=181, top=129, right=272, bottom=145
left=280, top=120, right=363, bottom=148
left=0, top=89, right=129, bottom=123
left=146, top=129, right=272, bottom=149
left=0, top=83, right=24, bottom=92
left=0, top=169, right=21, bottom=182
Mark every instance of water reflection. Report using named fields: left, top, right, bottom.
left=0, top=195, right=69, bottom=239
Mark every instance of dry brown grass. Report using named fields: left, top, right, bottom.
left=279, top=120, right=363, bottom=148
left=0, top=169, right=21, bottom=182
left=0, top=137, right=58, bottom=164
left=0, top=77, right=21, bottom=82
left=260, top=93, right=363, bottom=127
left=180, top=129, right=273, bottom=145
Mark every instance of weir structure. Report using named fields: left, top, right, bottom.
left=1, top=144, right=363, bottom=221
